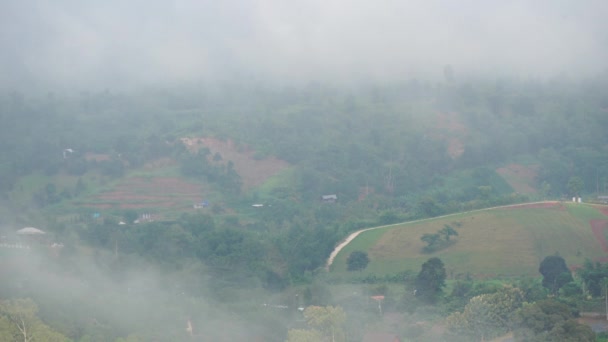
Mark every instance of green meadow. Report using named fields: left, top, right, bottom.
left=330, top=202, right=608, bottom=279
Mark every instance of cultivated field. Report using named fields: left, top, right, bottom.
left=74, top=138, right=290, bottom=214
left=76, top=176, right=204, bottom=216
left=330, top=202, right=608, bottom=278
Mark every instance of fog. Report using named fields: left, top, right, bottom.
left=0, top=238, right=280, bottom=340
left=1, top=0, right=607, bottom=89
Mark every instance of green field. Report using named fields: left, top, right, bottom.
left=330, top=202, right=608, bottom=279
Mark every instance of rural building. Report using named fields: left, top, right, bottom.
left=321, top=194, right=338, bottom=203
left=16, top=227, right=48, bottom=246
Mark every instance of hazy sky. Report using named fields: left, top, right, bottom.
left=1, top=0, right=607, bottom=89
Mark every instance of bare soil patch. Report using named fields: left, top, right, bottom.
left=180, top=137, right=290, bottom=189
left=83, top=177, right=203, bottom=210
left=496, top=163, right=539, bottom=194
left=590, top=220, right=608, bottom=252
left=598, top=206, right=608, bottom=216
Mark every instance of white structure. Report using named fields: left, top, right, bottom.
left=16, top=227, right=46, bottom=235
left=63, top=148, right=75, bottom=159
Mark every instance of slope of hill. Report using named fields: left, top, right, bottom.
left=329, top=202, right=608, bottom=278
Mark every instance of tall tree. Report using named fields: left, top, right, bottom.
left=440, top=224, right=458, bottom=241
left=346, top=251, right=370, bottom=271
left=539, top=255, right=573, bottom=295
left=288, top=306, right=347, bottom=342
left=446, top=285, right=525, bottom=341
left=415, top=257, right=446, bottom=303
left=567, top=176, right=584, bottom=197
left=513, top=300, right=594, bottom=342
left=0, top=298, right=67, bottom=342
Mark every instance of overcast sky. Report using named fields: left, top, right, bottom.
left=1, top=0, right=607, bottom=89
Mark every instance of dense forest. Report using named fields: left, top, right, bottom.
left=2, top=74, right=608, bottom=341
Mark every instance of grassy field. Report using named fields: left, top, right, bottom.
left=330, top=202, right=608, bottom=279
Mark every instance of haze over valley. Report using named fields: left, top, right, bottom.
left=1, top=1, right=608, bottom=341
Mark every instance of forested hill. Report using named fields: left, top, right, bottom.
left=1, top=77, right=608, bottom=281
left=1, top=77, right=608, bottom=340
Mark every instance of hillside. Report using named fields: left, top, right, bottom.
left=330, top=202, right=608, bottom=278
left=0, top=79, right=607, bottom=288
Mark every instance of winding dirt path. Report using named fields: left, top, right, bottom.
left=325, top=201, right=561, bottom=271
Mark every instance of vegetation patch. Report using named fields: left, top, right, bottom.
left=331, top=203, right=607, bottom=278
left=432, top=111, right=468, bottom=159
left=496, top=163, right=539, bottom=195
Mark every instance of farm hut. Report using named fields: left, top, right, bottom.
left=321, top=194, right=338, bottom=203
left=16, top=227, right=48, bottom=246
left=17, top=227, right=46, bottom=235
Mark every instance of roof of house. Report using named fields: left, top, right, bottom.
left=17, top=227, right=46, bottom=235
left=321, top=194, right=338, bottom=200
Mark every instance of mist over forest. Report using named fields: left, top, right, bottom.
left=1, top=1, right=608, bottom=341
left=2, top=0, right=607, bottom=89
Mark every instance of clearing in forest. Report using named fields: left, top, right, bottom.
left=330, top=202, right=608, bottom=278
left=77, top=138, right=289, bottom=212
left=180, top=137, right=290, bottom=190
left=496, top=163, right=539, bottom=195
left=80, top=176, right=203, bottom=211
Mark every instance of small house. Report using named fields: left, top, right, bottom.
left=321, top=194, right=338, bottom=203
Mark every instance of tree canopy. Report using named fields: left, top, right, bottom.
left=415, top=257, right=446, bottom=303
left=346, top=251, right=370, bottom=271
left=539, top=255, right=573, bottom=295
left=513, top=300, right=594, bottom=342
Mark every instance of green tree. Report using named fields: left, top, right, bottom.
left=421, top=233, right=440, bottom=247
left=567, top=176, right=584, bottom=197
left=439, top=224, right=458, bottom=241
left=446, top=285, right=525, bottom=341
left=0, top=298, right=67, bottom=342
left=577, top=259, right=608, bottom=297
left=415, top=257, right=446, bottom=303
left=305, top=306, right=346, bottom=342
left=417, top=196, right=443, bottom=217
left=539, top=255, right=573, bottom=295
left=346, top=251, right=370, bottom=271
left=513, top=300, right=594, bottom=341
left=290, top=306, right=346, bottom=342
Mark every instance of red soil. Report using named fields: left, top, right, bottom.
left=83, top=177, right=202, bottom=210
left=180, top=137, right=290, bottom=189
left=590, top=220, right=608, bottom=252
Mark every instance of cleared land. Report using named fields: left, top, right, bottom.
left=496, top=163, right=539, bottom=195
left=76, top=138, right=290, bottom=212
left=79, top=176, right=204, bottom=211
left=330, top=202, right=608, bottom=278
left=180, top=137, right=290, bottom=190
